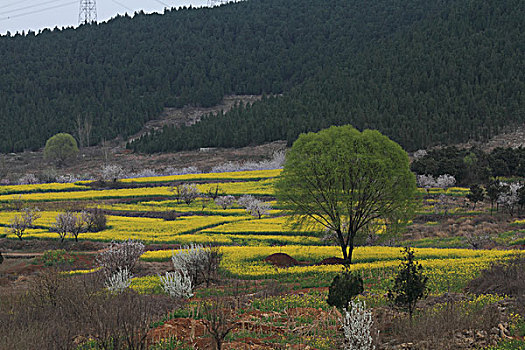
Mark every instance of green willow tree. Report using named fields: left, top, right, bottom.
left=275, top=125, right=417, bottom=264
left=43, top=133, right=79, bottom=167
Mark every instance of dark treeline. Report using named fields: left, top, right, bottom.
left=1, top=0, right=524, bottom=153
left=0, top=0, right=444, bottom=152
left=129, top=0, right=525, bottom=153
left=411, top=147, right=525, bottom=185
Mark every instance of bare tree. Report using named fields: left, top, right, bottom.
left=11, top=194, right=24, bottom=211
left=206, top=184, right=223, bottom=200
left=75, top=114, right=93, bottom=148
left=215, top=195, right=235, bottom=210
left=6, top=208, right=41, bottom=241
left=82, top=208, right=107, bottom=232
left=238, top=195, right=271, bottom=219
left=96, top=240, right=145, bottom=276
left=170, top=183, right=200, bottom=205
left=50, top=212, right=86, bottom=242
left=203, top=297, right=237, bottom=350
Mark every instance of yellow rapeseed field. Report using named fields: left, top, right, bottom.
left=141, top=246, right=524, bottom=293
left=3, top=169, right=521, bottom=296
left=201, top=216, right=321, bottom=235
left=1, top=211, right=245, bottom=243
left=0, top=182, right=88, bottom=195
left=120, top=169, right=281, bottom=183
left=0, top=179, right=275, bottom=202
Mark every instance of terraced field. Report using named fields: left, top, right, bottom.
left=1, top=169, right=524, bottom=349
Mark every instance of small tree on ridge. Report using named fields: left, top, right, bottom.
left=43, top=133, right=79, bottom=167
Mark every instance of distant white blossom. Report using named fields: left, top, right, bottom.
left=101, top=164, right=124, bottom=182
left=215, top=195, right=235, bottom=209
left=497, top=181, right=522, bottom=214
left=416, top=174, right=455, bottom=189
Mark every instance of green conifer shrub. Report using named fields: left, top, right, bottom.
left=327, top=270, right=364, bottom=310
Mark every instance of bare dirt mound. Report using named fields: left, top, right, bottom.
left=317, top=257, right=345, bottom=265
left=264, top=253, right=299, bottom=267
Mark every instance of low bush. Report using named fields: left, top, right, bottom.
left=162, top=210, right=178, bottom=221
left=327, top=270, right=364, bottom=310
left=378, top=296, right=503, bottom=349
left=83, top=208, right=107, bottom=232
left=37, top=249, right=75, bottom=267
left=466, top=255, right=525, bottom=301
left=0, top=269, right=172, bottom=350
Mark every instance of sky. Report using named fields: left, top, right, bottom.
left=0, top=0, right=211, bottom=35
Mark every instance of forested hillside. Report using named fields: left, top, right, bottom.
left=1, top=0, right=523, bottom=153
left=129, top=0, right=525, bottom=152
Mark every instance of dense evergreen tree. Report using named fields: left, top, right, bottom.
left=128, top=0, right=525, bottom=153
left=412, top=147, right=525, bottom=185
left=0, top=0, right=523, bottom=153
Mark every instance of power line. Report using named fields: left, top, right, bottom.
left=110, top=0, right=133, bottom=12
left=150, top=0, right=170, bottom=9
left=0, top=0, right=36, bottom=11
left=0, top=0, right=73, bottom=15
left=0, top=1, right=77, bottom=22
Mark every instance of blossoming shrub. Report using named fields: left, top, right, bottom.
left=171, top=244, right=222, bottom=287
left=105, top=267, right=132, bottom=293
left=96, top=239, right=145, bottom=275
left=159, top=270, right=193, bottom=298
left=342, top=299, right=375, bottom=350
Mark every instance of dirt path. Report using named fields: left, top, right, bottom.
left=2, top=250, right=105, bottom=259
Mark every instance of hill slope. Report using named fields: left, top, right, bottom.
left=1, top=0, right=524, bottom=153
left=129, top=0, right=525, bottom=152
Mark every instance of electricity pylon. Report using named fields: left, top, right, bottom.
left=207, top=0, right=229, bottom=7
left=79, top=0, right=97, bottom=25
